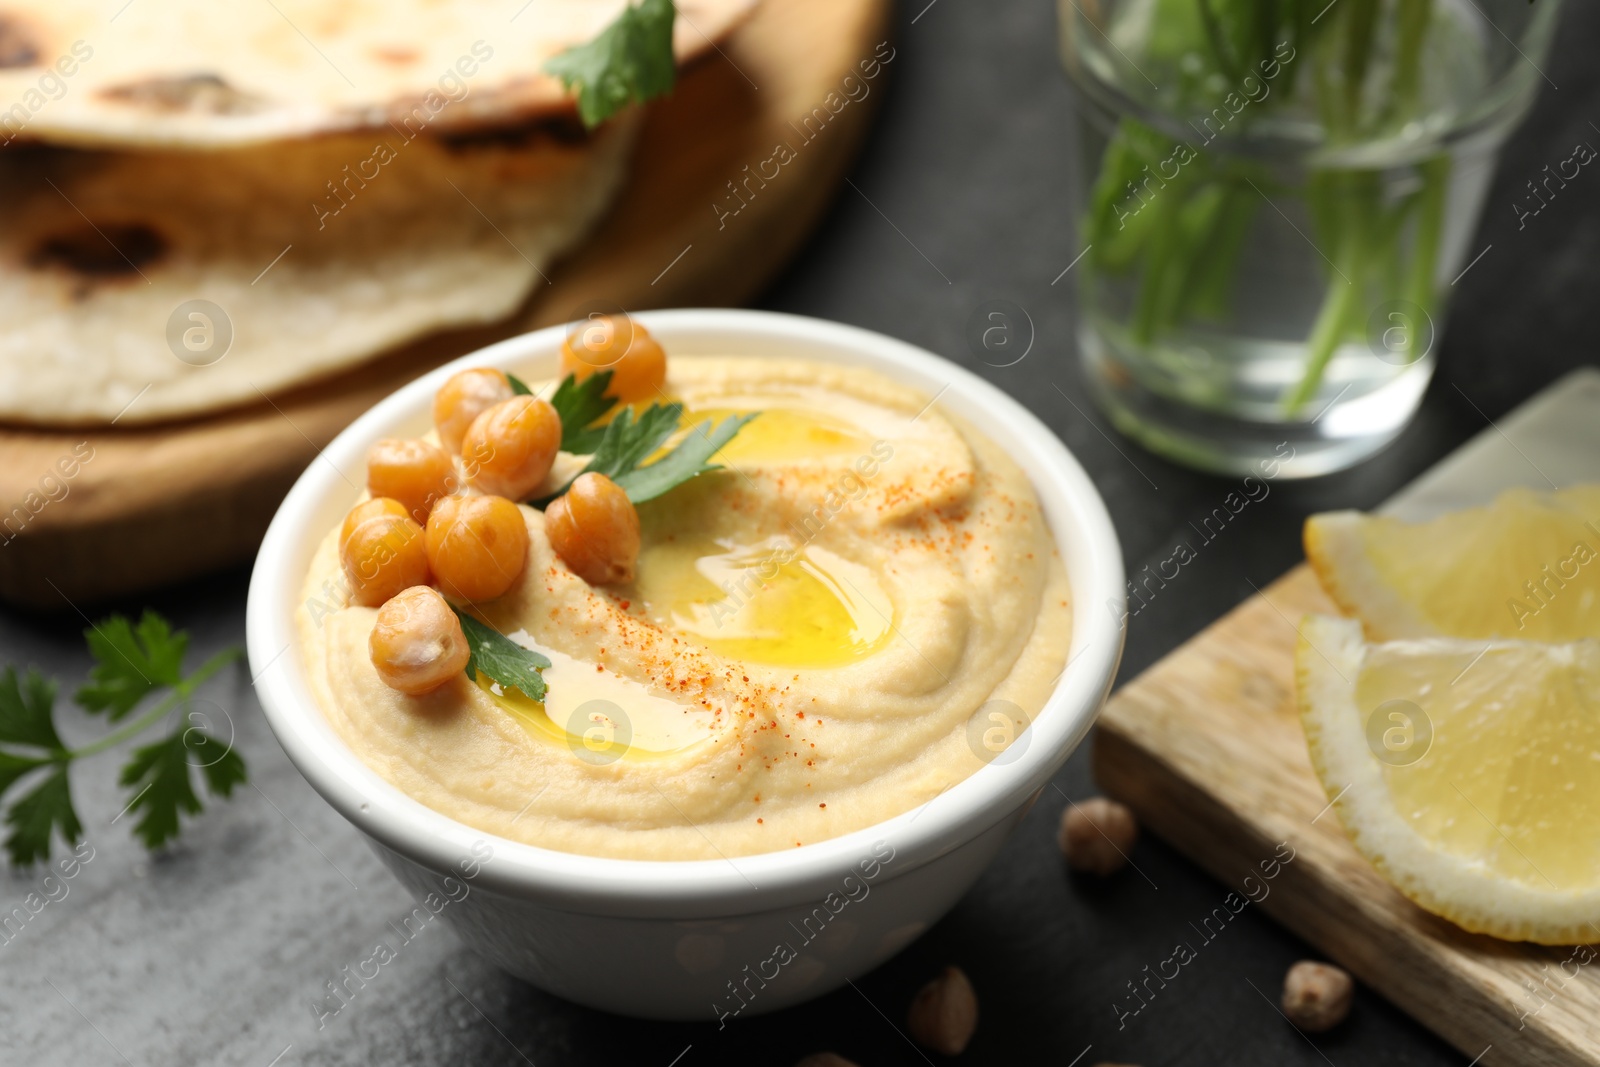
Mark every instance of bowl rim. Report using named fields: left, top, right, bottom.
left=246, top=308, right=1125, bottom=917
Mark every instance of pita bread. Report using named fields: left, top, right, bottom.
left=0, top=0, right=755, bottom=149
left=0, top=111, right=639, bottom=425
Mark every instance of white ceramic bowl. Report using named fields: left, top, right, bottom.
left=247, top=309, right=1125, bottom=1021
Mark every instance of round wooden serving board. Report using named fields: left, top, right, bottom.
left=0, top=0, right=891, bottom=610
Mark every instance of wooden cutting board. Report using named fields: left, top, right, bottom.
left=0, top=0, right=891, bottom=610
left=1095, top=369, right=1600, bottom=1067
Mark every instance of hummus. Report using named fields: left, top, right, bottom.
left=298, top=357, right=1072, bottom=860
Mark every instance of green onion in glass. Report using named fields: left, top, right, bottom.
left=1059, top=0, right=1560, bottom=477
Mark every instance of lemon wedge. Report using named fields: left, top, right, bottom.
left=1298, top=614, right=1600, bottom=944
left=1304, top=485, right=1600, bottom=641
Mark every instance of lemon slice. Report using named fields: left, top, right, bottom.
left=1298, top=614, right=1600, bottom=944
left=1305, top=485, right=1600, bottom=641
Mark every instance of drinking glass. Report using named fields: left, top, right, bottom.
left=1060, top=0, right=1563, bottom=476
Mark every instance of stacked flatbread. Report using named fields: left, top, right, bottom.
left=0, top=0, right=755, bottom=424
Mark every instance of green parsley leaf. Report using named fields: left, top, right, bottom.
left=507, top=372, right=533, bottom=396
left=0, top=609, right=247, bottom=866
left=119, top=731, right=199, bottom=850
left=0, top=667, right=63, bottom=752
left=77, top=610, right=188, bottom=720
left=614, top=414, right=758, bottom=504
left=585, top=402, right=684, bottom=480
left=550, top=370, right=618, bottom=453
left=200, top=742, right=249, bottom=798
left=118, top=723, right=245, bottom=851
left=452, top=607, right=552, bottom=702
left=562, top=423, right=611, bottom=456
left=0, top=752, right=49, bottom=802
left=545, top=0, right=677, bottom=128
left=4, top=765, right=80, bottom=866
left=537, top=402, right=757, bottom=506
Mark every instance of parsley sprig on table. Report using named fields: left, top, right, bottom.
left=544, top=0, right=678, bottom=128
left=0, top=610, right=245, bottom=866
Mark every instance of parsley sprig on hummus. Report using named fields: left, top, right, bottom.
left=542, top=395, right=756, bottom=506
left=452, top=607, right=551, bottom=701
left=531, top=369, right=616, bottom=452
left=609, top=411, right=756, bottom=503
left=531, top=345, right=758, bottom=506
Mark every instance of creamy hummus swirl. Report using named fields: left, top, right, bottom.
left=299, top=358, right=1071, bottom=859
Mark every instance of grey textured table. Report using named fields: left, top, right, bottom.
left=3, top=1, right=1596, bottom=1064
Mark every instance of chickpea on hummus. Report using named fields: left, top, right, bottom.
left=298, top=319, right=1071, bottom=860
